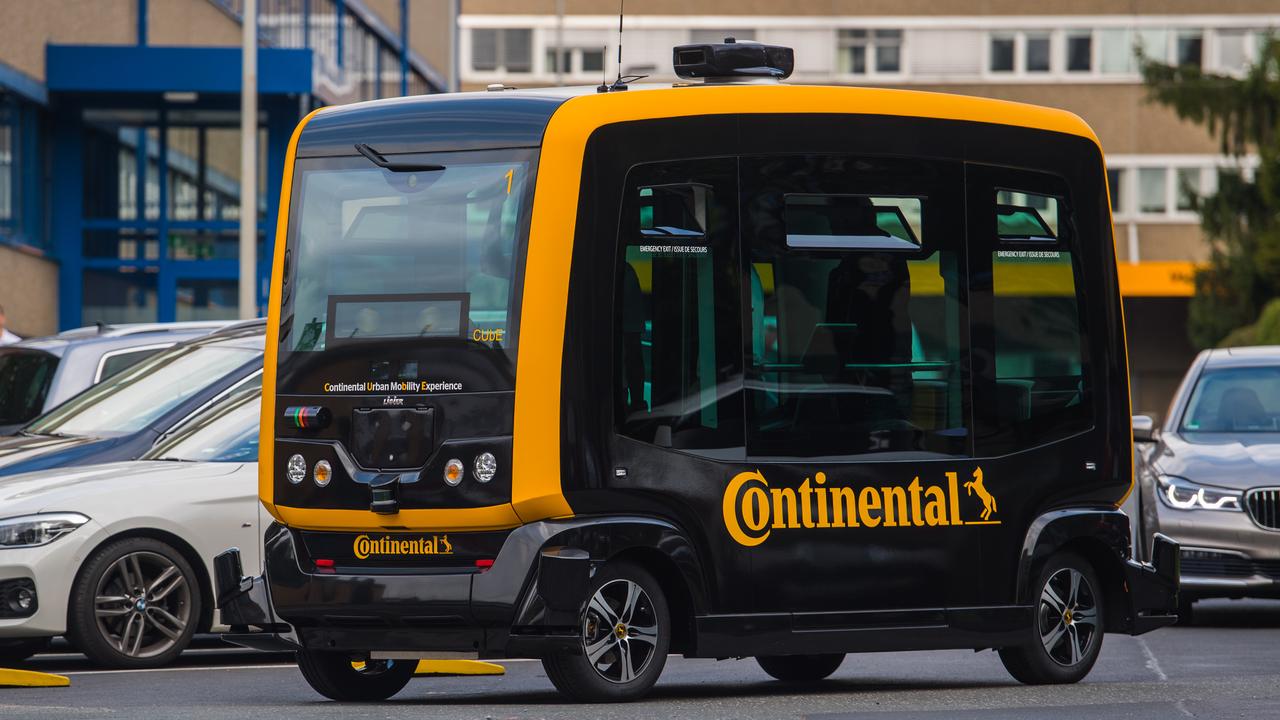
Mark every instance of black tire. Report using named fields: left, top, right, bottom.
left=296, top=651, right=416, bottom=701
left=0, top=637, right=50, bottom=665
left=999, top=552, right=1105, bottom=685
left=66, top=537, right=201, bottom=669
left=542, top=561, right=671, bottom=703
left=756, top=653, right=845, bottom=682
left=1176, top=597, right=1195, bottom=626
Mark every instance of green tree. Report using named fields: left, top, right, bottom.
left=1142, top=38, right=1280, bottom=348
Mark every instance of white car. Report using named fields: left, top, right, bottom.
left=0, top=382, right=262, bottom=668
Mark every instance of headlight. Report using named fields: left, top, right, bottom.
left=0, top=513, right=91, bottom=548
left=1156, top=475, right=1242, bottom=511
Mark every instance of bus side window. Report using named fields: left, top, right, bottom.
left=740, top=155, right=969, bottom=460
left=615, top=159, right=744, bottom=456
left=982, top=188, right=1093, bottom=452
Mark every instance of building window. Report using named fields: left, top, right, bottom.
left=1215, top=29, right=1250, bottom=73
left=1106, top=168, right=1123, bottom=214
left=1138, top=168, right=1168, bottom=214
left=471, top=28, right=533, bottom=73
left=1066, top=30, right=1092, bottom=72
left=1025, top=32, right=1051, bottom=72
left=839, top=29, right=904, bottom=75
left=1176, top=167, right=1202, bottom=212
left=547, top=47, right=606, bottom=76
left=1176, top=30, right=1203, bottom=69
left=0, top=91, right=43, bottom=249
left=989, top=32, right=1015, bottom=72
left=1098, top=28, right=1135, bottom=74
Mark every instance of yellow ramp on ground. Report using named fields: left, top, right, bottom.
left=415, top=659, right=505, bottom=676
left=0, top=668, right=70, bottom=688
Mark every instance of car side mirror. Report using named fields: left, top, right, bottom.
left=1133, top=415, right=1156, bottom=443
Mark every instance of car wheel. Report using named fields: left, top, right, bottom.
left=0, top=637, right=50, bottom=665
left=67, top=537, right=200, bottom=669
left=998, top=552, right=1104, bottom=685
left=756, top=653, right=845, bottom=682
left=542, top=561, right=671, bottom=703
left=296, top=651, right=416, bottom=701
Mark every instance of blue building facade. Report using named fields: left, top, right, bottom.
left=0, top=0, right=443, bottom=332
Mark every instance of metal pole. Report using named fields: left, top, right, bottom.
left=399, top=0, right=409, bottom=96
left=554, top=0, right=565, bottom=86
left=448, top=0, right=460, bottom=92
left=239, top=0, right=258, bottom=320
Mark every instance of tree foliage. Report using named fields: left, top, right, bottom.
left=1142, top=39, right=1280, bottom=348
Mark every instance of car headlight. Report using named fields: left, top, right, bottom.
left=1156, top=475, right=1242, bottom=511
left=0, top=513, right=91, bottom=548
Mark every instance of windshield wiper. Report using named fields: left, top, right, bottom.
left=354, top=143, right=446, bottom=173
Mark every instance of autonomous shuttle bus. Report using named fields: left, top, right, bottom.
left=217, top=41, right=1179, bottom=702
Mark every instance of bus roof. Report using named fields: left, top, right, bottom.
left=296, top=83, right=1100, bottom=158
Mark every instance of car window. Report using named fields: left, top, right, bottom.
left=98, top=347, right=166, bottom=381
left=1181, top=366, right=1280, bottom=433
left=0, top=351, right=60, bottom=426
left=25, top=342, right=259, bottom=438
left=146, top=377, right=262, bottom=462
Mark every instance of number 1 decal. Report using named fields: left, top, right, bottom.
left=505, top=169, right=514, bottom=194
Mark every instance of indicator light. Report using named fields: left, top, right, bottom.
left=287, top=454, right=306, bottom=484
left=444, top=458, right=464, bottom=486
left=314, top=559, right=334, bottom=569
left=313, top=459, right=332, bottom=487
left=474, top=452, right=497, bottom=483
left=476, top=559, right=495, bottom=571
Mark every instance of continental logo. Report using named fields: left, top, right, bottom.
left=352, top=534, right=454, bottom=560
left=722, top=468, right=999, bottom=547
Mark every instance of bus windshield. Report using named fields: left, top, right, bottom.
left=279, top=148, right=534, bottom=395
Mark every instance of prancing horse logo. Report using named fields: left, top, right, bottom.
left=964, top=468, right=998, bottom=521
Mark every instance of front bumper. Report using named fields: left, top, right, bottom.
left=216, top=521, right=590, bottom=658
left=1121, top=532, right=1180, bottom=634
left=1154, top=501, right=1280, bottom=599
left=0, top=528, right=95, bottom=638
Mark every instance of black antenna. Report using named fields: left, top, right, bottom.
left=616, top=0, right=624, bottom=86
left=598, top=0, right=647, bottom=92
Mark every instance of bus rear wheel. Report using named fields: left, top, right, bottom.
left=999, top=552, right=1104, bottom=685
left=756, top=653, right=845, bottom=682
left=542, top=561, right=671, bottom=703
left=296, top=650, right=415, bottom=701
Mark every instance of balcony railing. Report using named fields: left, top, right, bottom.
left=208, top=0, right=446, bottom=104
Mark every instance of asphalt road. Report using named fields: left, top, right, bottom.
left=3, top=599, right=1279, bottom=720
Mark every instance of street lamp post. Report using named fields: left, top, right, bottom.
left=239, top=0, right=258, bottom=320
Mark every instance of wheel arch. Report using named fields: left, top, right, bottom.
left=1017, top=508, right=1133, bottom=633
left=71, top=528, right=215, bottom=634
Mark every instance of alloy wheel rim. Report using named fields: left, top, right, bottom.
left=93, top=551, right=191, bottom=658
left=1038, top=567, right=1098, bottom=667
left=581, top=578, right=659, bottom=684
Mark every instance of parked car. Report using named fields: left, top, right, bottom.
left=0, top=320, right=263, bottom=477
left=0, top=322, right=230, bottom=435
left=1134, top=346, right=1280, bottom=622
left=0, top=380, right=261, bottom=667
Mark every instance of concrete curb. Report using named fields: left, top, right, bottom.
left=0, top=668, right=71, bottom=688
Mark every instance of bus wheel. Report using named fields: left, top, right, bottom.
left=999, top=552, right=1104, bottom=685
left=756, top=653, right=845, bottom=682
left=542, top=561, right=671, bottom=702
left=296, top=651, right=415, bottom=701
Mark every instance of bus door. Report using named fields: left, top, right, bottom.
left=965, top=163, right=1098, bottom=606
left=729, top=153, right=984, bottom=616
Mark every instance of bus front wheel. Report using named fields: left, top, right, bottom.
left=756, top=653, right=846, bottom=682
left=296, top=651, right=416, bottom=701
left=542, top=561, right=671, bottom=702
left=999, top=552, right=1104, bottom=685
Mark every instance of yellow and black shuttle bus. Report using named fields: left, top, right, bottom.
left=216, top=40, right=1179, bottom=703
